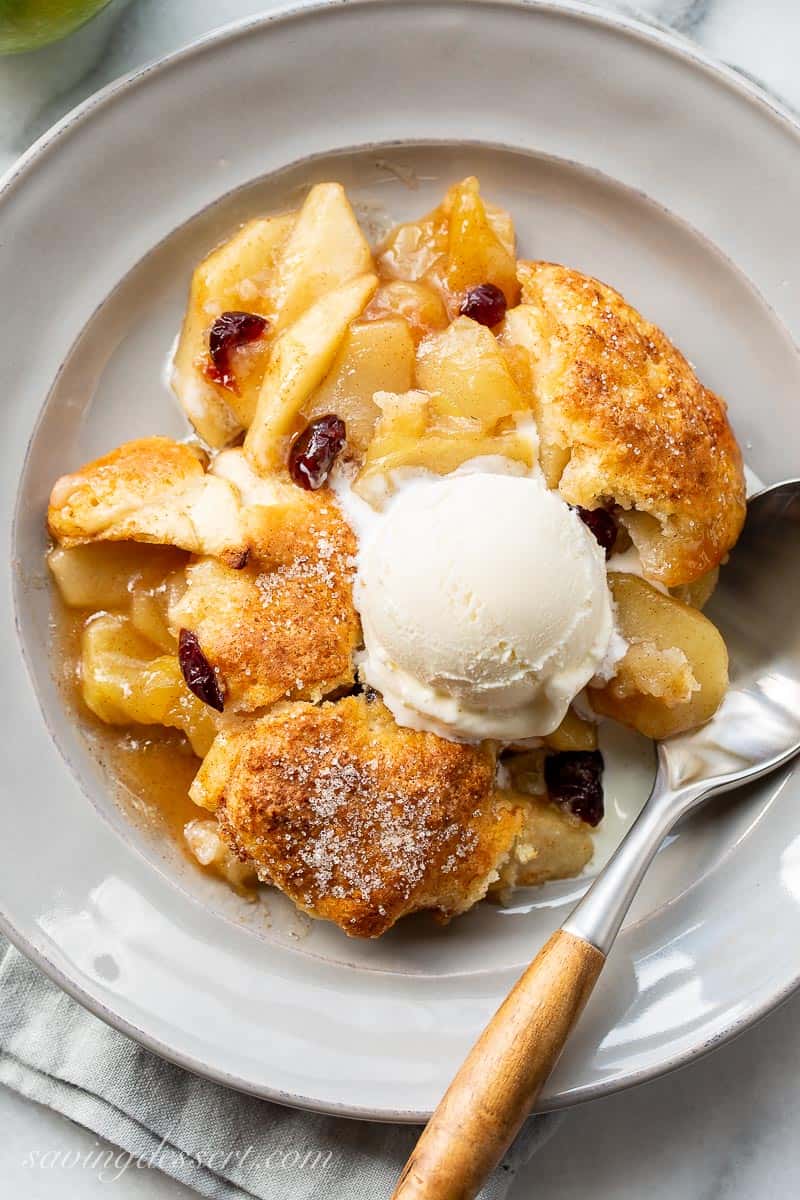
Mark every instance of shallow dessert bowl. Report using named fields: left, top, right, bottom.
left=2, top=0, right=800, bottom=1120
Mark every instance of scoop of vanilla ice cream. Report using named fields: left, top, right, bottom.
left=356, top=472, right=617, bottom=742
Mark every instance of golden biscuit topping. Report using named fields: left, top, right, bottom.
left=47, top=437, right=248, bottom=568
left=171, top=491, right=359, bottom=711
left=502, top=262, right=746, bottom=585
left=192, top=695, right=524, bottom=937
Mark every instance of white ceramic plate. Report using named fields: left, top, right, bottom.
left=3, top=0, right=800, bottom=1121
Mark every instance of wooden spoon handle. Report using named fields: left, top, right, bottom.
left=392, top=930, right=605, bottom=1200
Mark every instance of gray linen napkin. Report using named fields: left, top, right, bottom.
left=0, top=935, right=560, bottom=1198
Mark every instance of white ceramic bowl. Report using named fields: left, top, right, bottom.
left=2, top=0, right=800, bottom=1120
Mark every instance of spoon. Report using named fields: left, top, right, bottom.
left=393, top=478, right=800, bottom=1200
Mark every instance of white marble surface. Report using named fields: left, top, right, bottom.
left=2, top=1, right=800, bottom=1197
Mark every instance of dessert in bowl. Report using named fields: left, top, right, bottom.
left=46, top=177, right=745, bottom=939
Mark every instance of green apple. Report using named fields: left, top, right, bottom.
left=0, top=0, right=111, bottom=54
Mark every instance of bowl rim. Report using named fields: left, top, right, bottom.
left=3, top=0, right=800, bottom=204
left=3, top=0, right=800, bottom=1121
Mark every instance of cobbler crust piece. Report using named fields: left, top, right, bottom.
left=190, top=695, right=530, bottom=937
left=502, top=262, right=746, bottom=586
left=170, top=490, right=359, bottom=712
left=47, top=437, right=249, bottom=569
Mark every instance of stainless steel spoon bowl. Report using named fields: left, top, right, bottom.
left=394, top=479, right=800, bottom=1200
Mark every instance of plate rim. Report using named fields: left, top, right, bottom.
left=3, top=0, right=800, bottom=204
left=3, top=0, right=800, bottom=1122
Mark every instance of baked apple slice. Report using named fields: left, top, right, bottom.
left=172, top=183, right=373, bottom=447
left=271, top=182, right=374, bottom=332
left=48, top=542, right=183, bottom=611
left=444, top=177, right=519, bottom=310
left=415, top=315, right=527, bottom=428
left=589, top=573, right=728, bottom=738
left=245, top=272, right=378, bottom=472
left=171, top=214, right=293, bottom=446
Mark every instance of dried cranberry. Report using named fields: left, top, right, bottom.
left=544, top=750, right=605, bottom=826
left=288, top=414, right=346, bottom=490
left=178, top=628, right=225, bottom=712
left=207, top=311, right=268, bottom=391
left=577, top=506, right=618, bottom=557
left=459, top=283, right=507, bottom=327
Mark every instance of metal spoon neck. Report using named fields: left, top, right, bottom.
left=562, top=772, right=703, bottom=956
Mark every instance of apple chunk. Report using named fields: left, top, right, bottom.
left=302, top=318, right=415, bottom=457
left=377, top=177, right=519, bottom=315
left=364, top=279, right=449, bottom=343
left=543, top=709, right=598, bottom=752
left=415, top=316, right=526, bottom=428
left=589, top=573, right=728, bottom=739
left=354, top=389, right=536, bottom=504
left=48, top=542, right=184, bottom=611
left=81, top=614, right=217, bottom=756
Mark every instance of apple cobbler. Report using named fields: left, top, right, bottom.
left=47, top=178, right=745, bottom=938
